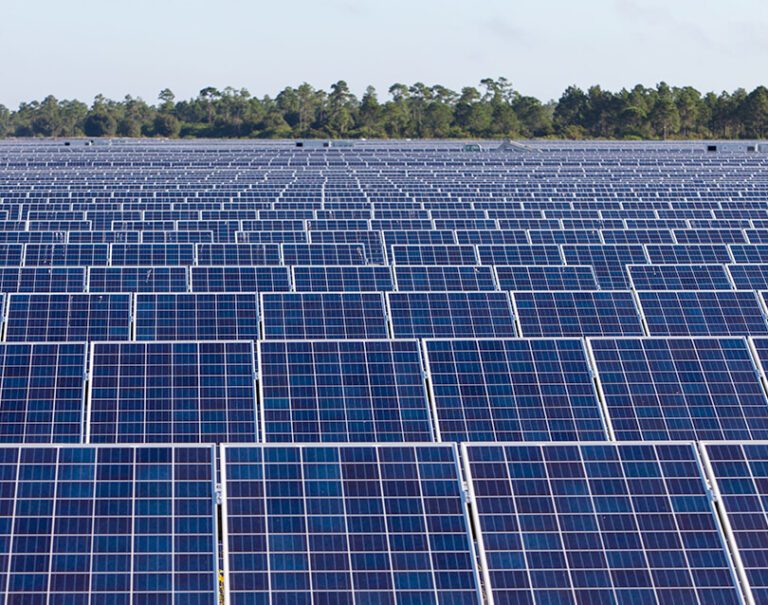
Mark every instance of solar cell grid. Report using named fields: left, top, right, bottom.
left=393, top=265, right=497, bottom=291
left=465, top=442, right=743, bottom=605
left=293, top=265, right=395, bottom=292
left=424, top=338, right=607, bottom=443
left=281, top=242, right=368, bottom=265
left=589, top=336, right=768, bottom=441
left=23, top=243, right=109, bottom=267
left=88, top=266, right=189, bottom=293
left=0, top=343, right=87, bottom=443
left=513, top=291, right=644, bottom=337
left=5, top=293, right=132, bottom=342
left=562, top=244, right=648, bottom=289
left=259, top=340, right=434, bottom=442
left=388, top=291, right=517, bottom=338
left=88, top=341, right=259, bottom=444
left=392, top=244, right=478, bottom=265
left=262, top=292, right=390, bottom=339
left=0, top=267, right=86, bottom=293
left=222, top=443, right=482, bottom=605
left=638, top=290, right=768, bottom=336
left=702, top=442, right=768, bottom=605
left=477, top=244, right=563, bottom=266
left=135, top=293, right=260, bottom=341
left=627, top=264, right=733, bottom=290
left=0, top=445, right=218, bottom=604
left=494, top=265, right=599, bottom=291
left=190, top=266, right=291, bottom=292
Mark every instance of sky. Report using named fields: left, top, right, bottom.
left=1, top=0, right=766, bottom=108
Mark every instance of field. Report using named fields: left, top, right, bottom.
left=0, top=139, right=766, bottom=603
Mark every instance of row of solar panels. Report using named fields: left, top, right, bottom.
left=3, top=290, right=768, bottom=341
left=1, top=441, right=767, bottom=603
left=5, top=336, right=768, bottom=445
left=6, top=264, right=768, bottom=293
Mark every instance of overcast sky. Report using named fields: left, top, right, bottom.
left=1, top=0, right=766, bottom=108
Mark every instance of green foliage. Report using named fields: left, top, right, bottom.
left=3, top=80, right=768, bottom=139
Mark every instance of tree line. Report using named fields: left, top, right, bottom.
left=2, top=79, right=768, bottom=140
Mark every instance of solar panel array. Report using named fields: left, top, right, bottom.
left=3, top=138, right=768, bottom=602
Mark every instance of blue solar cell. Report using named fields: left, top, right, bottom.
left=262, top=293, right=390, bottom=339
left=674, top=229, right=748, bottom=245
left=236, top=230, right=308, bottom=244
left=196, top=243, right=282, bottom=265
left=513, top=291, right=644, bottom=337
left=68, top=231, right=141, bottom=244
left=455, top=229, right=529, bottom=245
left=0, top=243, right=25, bottom=266
left=393, top=265, right=496, bottom=291
left=494, top=265, right=599, bottom=291
left=729, top=244, right=768, bottom=264
left=590, top=336, right=768, bottom=440
left=89, top=341, right=258, bottom=443
left=281, top=243, right=368, bottom=265
left=0, top=445, right=217, bottom=603
left=392, top=244, right=478, bottom=265
left=424, top=338, right=607, bottom=442
left=5, top=294, right=131, bottom=342
left=135, top=293, right=260, bottom=341
left=528, top=229, right=602, bottom=245
left=638, top=290, right=768, bottom=336
left=0, top=267, right=85, bottom=293
left=293, top=265, right=394, bottom=292
left=223, top=444, right=482, bottom=605
left=627, top=264, right=733, bottom=290
left=601, top=229, right=675, bottom=244
left=88, top=266, right=188, bottom=293
left=645, top=244, right=732, bottom=265
left=308, top=230, right=387, bottom=263
left=110, top=243, right=196, bottom=265
left=727, top=264, right=768, bottom=290
left=259, top=340, right=434, bottom=442
left=477, top=244, right=562, bottom=266
left=190, top=266, right=292, bottom=292
left=388, top=291, right=517, bottom=338
left=702, top=441, right=768, bottom=604
left=465, top=442, right=742, bottom=605
left=23, top=243, right=109, bottom=267
left=0, top=343, right=87, bottom=443
left=142, top=230, right=214, bottom=244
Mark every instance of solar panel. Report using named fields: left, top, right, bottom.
left=637, top=290, right=768, bottom=336
left=0, top=243, right=24, bottom=266
left=674, top=229, right=747, bottom=245
left=190, top=266, right=292, bottom=292
left=455, top=229, right=529, bottom=245
left=589, top=336, right=768, bottom=440
left=110, top=243, right=196, bottom=266
left=729, top=244, right=768, bottom=264
left=281, top=243, right=368, bottom=265
left=645, top=244, right=732, bottom=265
left=494, top=265, right=599, bottom=291
left=88, top=341, right=258, bottom=443
left=627, top=264, right=733, bottom=290
left=562, top=245, right=647, bottom=289
left=0, top=267, right=86, bottom=293
left=23, top=243, right=109, bottom=267
left=0, top=445, right=217, bottom=603
left=135, top=293, right=260, bottom=341
left=464, top=442, right=742, bottom=605
left=236, top=230, right=308, bottom=244
left=391, top=244, right=479, bottom=265
left=222, top=443, right=482, bottom=605
left=702, top=441, right=768, bottom=604
left=393, top=265, right=496, bottom=291
left=388, top=291, right=517, bottom=338
left=259, top=340, right=434, bottom=442
left=601, top=229, right=675, bottom=244
left=513, top=291, right=644, bottom=337
left=308, top=231, right=386, bottom=264
left=195, top=243, right=281, bottom=266
left=69, top=230, right=141, bottom=244
left=424, top=338, right=607, bottom=442
left=5, top=294, right=132, bottom=342
left=293, top=265, right=395, bottom=292
left=477, top=244, right=563, bottom=266
left=262, top=293, right=390, bottom=339
left=88, top=267, right=189, bottom=293
left=0, top=343, right=87, bottom=442
left=727, top=264, right=768, bottom=290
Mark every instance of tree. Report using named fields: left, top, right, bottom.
left=743, top=86, right=768, bottom=138
left=153, top=113, right=181, bottom=137
left=84, top=111, right=117, bottom=137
